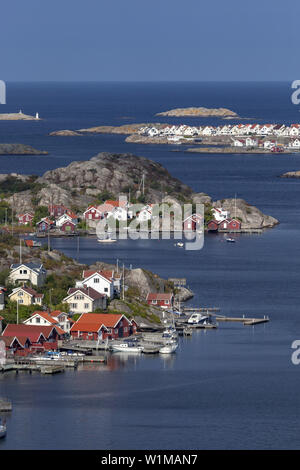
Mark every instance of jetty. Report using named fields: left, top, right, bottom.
left=0, top=398, right=12, bottom=412
left=215, top=314, right=270, bottom=325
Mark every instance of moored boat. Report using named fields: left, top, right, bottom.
left=0, top=420, right=6, bottom=439
left=111, top=342, right=143, bottom=353
left=159, top=342, right=178, bottom=354
left=187, top=313, right=210, bottom=324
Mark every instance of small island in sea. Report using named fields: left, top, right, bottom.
left=0, top=143, right=48, bottom=155
left=280, top=171, right=300, bottom=178
left=155, top=106, right=239, bottom=118
left=0, top=110, right=40, bottom=120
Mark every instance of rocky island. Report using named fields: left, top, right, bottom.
left=280, top=171, right=300, bottom=178
left=0, top=151, right=278, bottom=230
left=0, top=111, right=40, bottom=120
left=155, top=107, right=239, bottom=118
left=0, top=144, right=48, bottom=155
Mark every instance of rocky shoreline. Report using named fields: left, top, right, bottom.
left=185, top=146, right=298, bottom=154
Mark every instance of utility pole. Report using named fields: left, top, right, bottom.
left=48, top=225, right=50, bottom=253
left=19, top=238, right=22, bottom=264
left=122, top=263, right=125, bottom=301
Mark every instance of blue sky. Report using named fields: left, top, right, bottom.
left=1, top=0, right=298, bottom=81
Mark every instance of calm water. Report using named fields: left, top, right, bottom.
left=1, top=82, right=300, bottom=450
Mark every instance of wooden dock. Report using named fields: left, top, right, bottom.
left=82, top=356, right=106, bottom=363
left=40, top=365, right=65, bottom=374
left=215, top=315, right=269, bottom=325
left=0, top=398, right=12, bottom=412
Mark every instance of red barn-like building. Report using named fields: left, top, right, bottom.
left=146, top=293, right=174, bottom=309
left=2, top=324, right=65, bottom=353
left=218, top=218, right=241, bottom=231
left=70, top=313, right=137, bottom=340
left=207, top=220, right=219, bottom=231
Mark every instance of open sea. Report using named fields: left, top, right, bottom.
left=0, top=82, right=300, bottom=450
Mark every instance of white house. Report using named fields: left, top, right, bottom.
left=136, top=205, right=153, bottom=221
left=77, top=270, right=115, bottom=299
left=63, top=287, right=107, bottom=314
left=9, top=263, right=47, bottom=287
left=289, top=138, right=300, bottom=148
left=212, top=207, right=230, bottom=222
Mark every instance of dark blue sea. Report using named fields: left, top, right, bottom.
left=1, top=82, right=300, bottom=450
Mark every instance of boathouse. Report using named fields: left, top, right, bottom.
left=146, top=293, right=174, bottom=309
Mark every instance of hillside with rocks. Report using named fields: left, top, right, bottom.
left=0, top=151, right=279, bottom=229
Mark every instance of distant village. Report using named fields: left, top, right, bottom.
left=138, top=123, right=300, bottom=150
left=16, top=200, right=240, bottom=235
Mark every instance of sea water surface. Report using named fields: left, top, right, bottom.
left=0, top=82, right=300, bottom=450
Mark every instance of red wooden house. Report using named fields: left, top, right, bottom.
left=183, top=213, right=203, bottom=232
left=60, top=221, right=76, bottom=233
left=207, top=220, right=219, bottom=231
left=83, top=205, right=102, bottom=221
left=218, top=218, right=241, bottom=231
left=18, top=212, right=34, bottom=225
left=2, top=324, right=65, bottom=353
left=48, top=204, right=68, bottom=218
left=70, top=313, right=137, bottom=341
left=146, top=293, right=174, bottom=309
left=1, top=336, right=32, bottom=356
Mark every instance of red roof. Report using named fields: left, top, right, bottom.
left=0, top=335, right=31, bottom=348
left=146, top=293, right=173, bottom=301
left=27, top=311, right=58, bottom=324
left=82, top=270, right=113, bottom=282
left=105, top=200, right=127, bottom=208
left=70, top=313, right=129, bottom=333
left=2, top=324, right=64, bottom=341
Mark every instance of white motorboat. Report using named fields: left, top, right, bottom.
left=226, top=238, right=236, bottom=243
left=162, top=326, right=178, bottom=342
left=159, top=342, right=178, bottom=354
left=175, top=242, right=184, bottom=247
left=98, top=238, right=117, bottom=243
left=0, top=422, right=6, bottom=439
left=111, top=342, right=143, bottom=353
left=187, top=313, right=210, bottom=325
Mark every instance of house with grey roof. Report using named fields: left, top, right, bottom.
left=9, top=263, right=47, bottom=287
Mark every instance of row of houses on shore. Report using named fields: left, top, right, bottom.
left=17, top=201, right=207, bottom=232
left=139, top=123, right=300, bottom=138
left=0, top=311, right=138, bottom=356
left=17, top=202, right=241, bottom=236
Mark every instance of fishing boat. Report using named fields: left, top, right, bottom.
left=111, top=342, right=143, bottom=353
left=159, top=341, right=178, bottom=354
left=0, top=420, right=6, bottom=439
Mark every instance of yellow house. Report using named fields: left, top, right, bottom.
left=9, top=286, right=44, bottom=306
